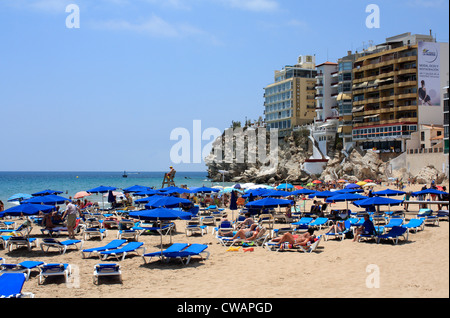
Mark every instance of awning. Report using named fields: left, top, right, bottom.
left=352, top=106, right=365, bottom=112
left=363, top=114, right=380, bottom=119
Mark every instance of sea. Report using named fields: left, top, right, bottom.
left=0, top=171, right=234, bottom=210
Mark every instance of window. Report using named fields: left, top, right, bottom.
left=421, top=131, right=425, bottom=141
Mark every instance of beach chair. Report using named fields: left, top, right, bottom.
left=308, top=217, right=330, bottom=230
left=218, top=226, right=269, bottom=247
left=265, top=235, right=322, bottom=253
left=257, top=214, right=274, bottom=230
left=376, top=226, right=408, bottom=245
left=0, top=273, right=35, bottom=298
left=81, top=239, right=127, bottom=259
left=418, top=214, right=440, bottom=226
left=162, top=244, right=210, bottom=265
left=384, top=218, right=404, bottom=230
left=436, top=210, right=449, bottom=222
left=117, top=229, right=141, bottom=241
left=38, top=263, right=72, bottom=285
left=403, top=218, right=425, bottom=233
left=39, top=238, right=83, bottom=254
left=93, top=264, right=122, bottom=284
left=99, top=242, right=145, bottom=261
left=142, top=243, right=189, bottom=264
left=0, top=221, right=16, bottom=230
left=200, top=215, right=216, bottom=226
left=82, top=228, right=107, bottom=241
left=213, top=220, right=234, bottom=236
left=0, top=235, right=12, bottom=249
left=0, top=260, right=45, bottom=280
left=7, top=236, right=38, bottom=252
left=324, top=221, right=352, bottom=241
left=103, top=217, right=120, bottom=229
left=185, top=217, right=207, bottom=237
left=119, top=219, right=136, bottom=230
left=40, top=220, right=85, bottom=237
left=291, top=217, right=314, bottom=233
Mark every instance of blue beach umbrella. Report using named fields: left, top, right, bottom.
left=260, top=190, right=292, bottom=197
left=291, top=189, right=316, bottom=196
left=1, top=203, right=56, bottom=217
left=352, top=197, right=403, bottom=212
left=310, top=191, right=336, bottom=199
left=129, top=208, right=192, bottom=251
left=326, top=193, right=367, bottom=211
left=411, top=188, right=448, bottom=197
left=86, top=186, right=117, bottom=194
left=192, top=187, right=220, bottom=194
left=276, top=183, right=294, bottom=190
left=86, top=186, right=117, bottom=210
left=22, top=194, right=70, bottom=205
left=7, top=193, right=33, bottom=202
left=133, top=189, right=165, bottom=197
left=31, top=189, right=63, bottom=196
left=144, top=196, right=192, bottom=209
left=373, top=189, right=406, bottom=197
left=245, top=197, right=294, bottom=209
left=123, top=185, right=150, bottom=193
left=345, top=184, right=361, bottom=189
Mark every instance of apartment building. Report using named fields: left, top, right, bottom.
left=351, top=33, right=438, bottom=152
left=264, top=55, right=317, bottom=137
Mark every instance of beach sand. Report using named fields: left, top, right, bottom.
left=1, top=183, right=448, bottom=299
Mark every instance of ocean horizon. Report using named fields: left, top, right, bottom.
left=0, top=171, right=234, bottom=210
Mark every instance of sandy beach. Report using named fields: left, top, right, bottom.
left=1, top=183, right=448, bottom=299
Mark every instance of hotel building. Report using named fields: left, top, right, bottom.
left=351, top=32, right=449, bottom=153
left=264, top=55, right=317, bottom=137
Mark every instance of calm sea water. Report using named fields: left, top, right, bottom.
left=0, top=171, right=233, bottom=209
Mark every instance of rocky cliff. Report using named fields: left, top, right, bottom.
left=205, top=128, right=447, bottom=184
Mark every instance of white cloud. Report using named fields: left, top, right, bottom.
left=219, top=0, right=279, bottom=12
left=93, top=14, right=223, bottom=45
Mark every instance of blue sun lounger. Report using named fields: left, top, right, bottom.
left=0, top=273, right=34, bottom=298
left=0, top=260, right=45, bottom=280
left=163, top=244, right=210, bottom=265
left=308, top=217, right=330, bottom=230
left=142, top=243, right=189, bottom=264
left=81, top=239, right=127, bottom=258
left=40, top=239, right=83, bottom=254
left=38, top=263, right=72, bottom=285
left=93, top=264, right=122, bottom=284
left=376, top=226, right=408, bottom=245
left=99, top=242, right=145, bottom=261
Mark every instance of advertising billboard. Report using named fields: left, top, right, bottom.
left=418, top=41, right=441, bottom=106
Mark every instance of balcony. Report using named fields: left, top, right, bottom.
left=397, top=93, right=417, bottom=100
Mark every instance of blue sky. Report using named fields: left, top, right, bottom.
left=0, top=0, right=448, bottom=172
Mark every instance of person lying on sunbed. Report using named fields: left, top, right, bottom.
left=221, top=223, right=261, bottom=241
left=271, top=228, right=316, bottom=247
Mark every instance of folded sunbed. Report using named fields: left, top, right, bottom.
left=38, top=263, right=72, bottom=285
left=93, top=263, right=122, bottom=284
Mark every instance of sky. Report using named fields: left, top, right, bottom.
left=0, top=0, right=448, bottom=172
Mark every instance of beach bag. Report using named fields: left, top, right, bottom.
left=345, top=230, right=354, bottom=239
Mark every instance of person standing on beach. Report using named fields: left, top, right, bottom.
left=62, top=200, right=79, bottom=239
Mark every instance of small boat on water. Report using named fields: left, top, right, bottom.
left=122, top=171, right=128, bottom=178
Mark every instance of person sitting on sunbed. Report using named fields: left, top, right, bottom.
left=325, top=221, right=346, bottom=234
left=353, top=214, right=375, bottom=242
